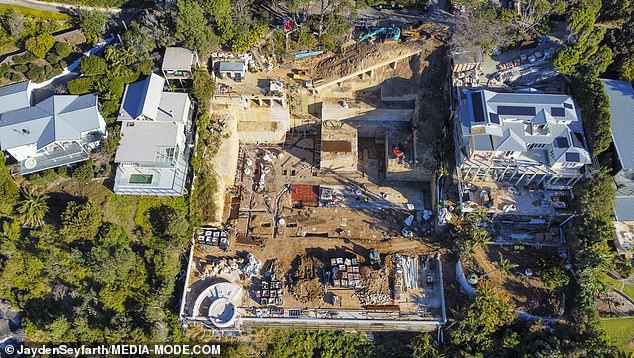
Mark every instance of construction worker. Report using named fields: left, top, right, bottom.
left=393, top=144, right=405, bottom=164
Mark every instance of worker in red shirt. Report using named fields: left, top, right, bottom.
left=392, top=144, right=405, bottom=164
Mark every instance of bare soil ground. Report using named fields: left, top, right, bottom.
left=295, top=39, right=436, bottom=81
left=466, top=245, right=562, bottom=316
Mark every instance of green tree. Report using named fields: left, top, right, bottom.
left=17, top=189, right=49, bottom=228
left=25, top=34, right=56, bottom=58
left=78, top=10, right=108, bottom=43
left=60, top=201, right=102, bottom=243
left=537, top=255, right=570, bottom=289
left=67, top=76, right=96, bottom=94
left=72, top=159, right=94, bottom=183
left=200, top=0, right=235, bottom=44
left=54, top=42, right=72, bottom=58
left=191, top=67, right=215, bottom=110
left=2, top=9, right=24, bottom=37
left=122, top=21, right=155, bottom=61
left=80, top=56, right=107, bottom=76
left=449, top=283, right=517, bottom=353
left=456, top=211, right=491, bottom=260
left=0, top=154, right=19, bottom=217
left=413, top=334, right=446, bottom=358
left=175, top=0, right=216, bottom=54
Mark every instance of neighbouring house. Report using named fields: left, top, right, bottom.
left=0, top=81, right=106, bottom=175
left=602, top=78, right=634, bottom=255
left=216, top=61, right=247, bottom=81
left=161, top=47, right=198, bottom=85
left=113, top=73, right=194, bottom=196
left=454, top=89, right=592, bottom=189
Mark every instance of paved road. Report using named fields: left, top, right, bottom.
left=0, top=0, right=121, bottom=13
left=0, top=0, right=141, bottom=22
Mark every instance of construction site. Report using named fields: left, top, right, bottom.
left=180, top=21, right=451, bottom=334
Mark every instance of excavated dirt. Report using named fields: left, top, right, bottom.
left=468, top=246, right=563, bottom=316
left=293, top=278, right=325, bottom=303
left=296, top=39, right=435, bottom=80
left=287, top=255, right=326, bottom=303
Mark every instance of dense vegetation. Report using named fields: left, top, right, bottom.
left=0, top=5, right=71, bottom=53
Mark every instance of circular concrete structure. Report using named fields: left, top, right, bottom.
left=192, top=282, right=243, bottom=328
left=208, top=297, right=237, bottom=328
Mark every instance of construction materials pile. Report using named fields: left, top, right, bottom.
left=328, top=257, right=362, bottom=289
left=399, top=255, right=420, bottom=290
left=241, top=253, right=262, bottom=278
left=355, top=266, right=392, bottom=305
left=199, top=257, right=241, bottom=278
left=256, top=278, right=284, bottom=306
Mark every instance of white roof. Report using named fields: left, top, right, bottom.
left=115, top=121, right=180, bottom=163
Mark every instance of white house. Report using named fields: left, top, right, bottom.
left=0, top=81, right=106, bottom=174
left=454, top=89, right=592, bottom=189
left=113, top=73, right=194, bottom=196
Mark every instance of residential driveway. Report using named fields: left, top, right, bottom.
left=358, top=3, right=454, bottom=29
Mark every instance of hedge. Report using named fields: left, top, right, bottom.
left=67, top=76, right=96, bottom=94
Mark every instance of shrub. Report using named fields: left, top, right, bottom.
left=9, top=71, right=22, bottom=81
left=54, top=59, right=68, bottom=71
left=78, top=10, right=108, bottom=44
left=72, top=159, right=94, bottom=183
left=13, top=64, right=28, bottom=73
left=25, top=65, right=44, bottom=81
left=25, top=33, right=56, bottom=58
left=80, top=56, right=107, bottom=76
left=136, top=59, right=153, bottom=75
left=0, top=64, right=10, bottom=78
left=67, top=76, right=96, bottom=94
left=11, top=51, right=35, bottom=64
left=119, top=68, right=139, bottom=84
left=191, top=67, right=215, bottom=110
left=54, top=42, right=72, bottom=58
left=45, top=52, right=60, bottom=64
left=100, top=131, right=120, bottom=157
left=100, top=100, right=120, bottom=120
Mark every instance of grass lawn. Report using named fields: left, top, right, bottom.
left=0, top=4, right=71, bottom=21
left=600, top=273, right=634, bottom=300
left=600, top=316, right=634, bottom=353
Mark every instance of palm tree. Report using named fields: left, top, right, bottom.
left=17, top=188, right=49, bottom=228
left=484, top=253, right=519, bottom=278
left=495, top=253, right=519, bottom=278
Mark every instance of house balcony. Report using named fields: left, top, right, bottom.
left=18, top=142, right=89, bottom=175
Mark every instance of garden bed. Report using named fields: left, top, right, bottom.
left=462, top=245, right=563, bottom=317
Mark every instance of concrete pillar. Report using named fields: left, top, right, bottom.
left=369, top=69, right=374, bottom=78
left=484, top=163, right=494, bottom=179
left=472, top=163, right=483, bottom=180
left=390, top=60, right=398, bottom=69
left=508, top=168, right=520, bottom=182
left=258, top=98, right=263, bottom=106
left=525, top=172, right=537, bottom=186
left=498, top=165, right=510, bottom=181
left=537, top=174, right=549, bottom=186
left=548, top=175, right=558, bottom=184
left=571, top=176, right=582, bottom=187
left=516, top=172, right=527, bottom=186
left=464, top=164, right=473, bottom=180
left=566, top=177, right=576, bottom=186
